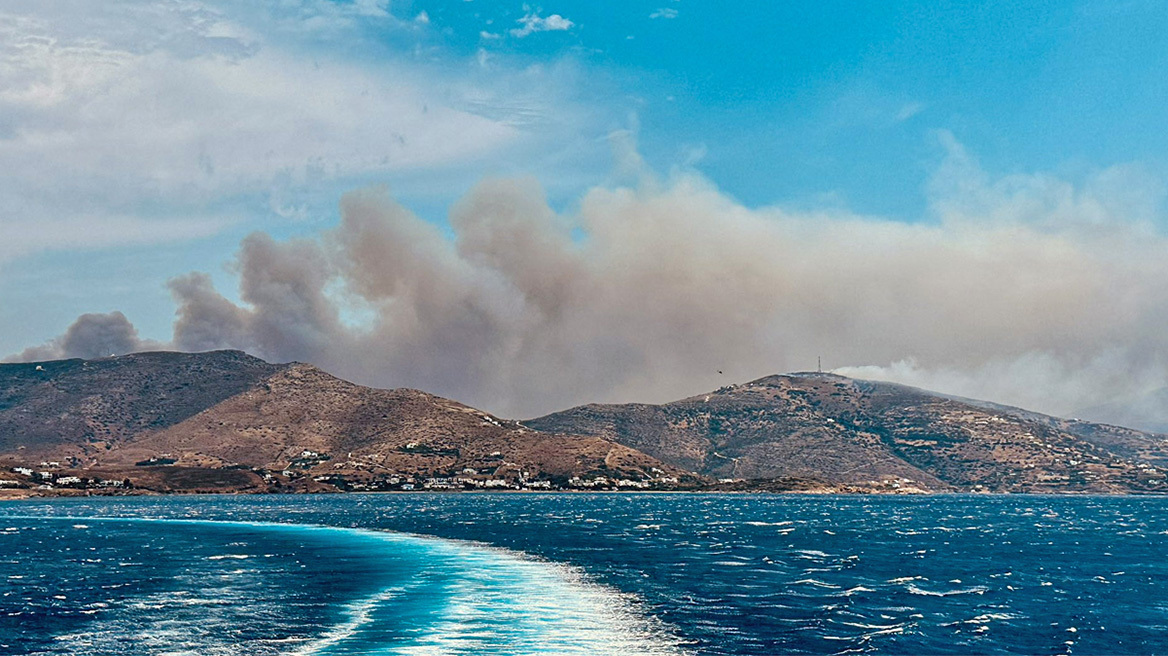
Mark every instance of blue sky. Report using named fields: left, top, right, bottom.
left=4, top=0, right=1168, bottom=418
left=4, top=0, right=1167, bottom=351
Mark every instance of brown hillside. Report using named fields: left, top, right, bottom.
left=0, top=351, right=697, bottom=493
left=528, top=373, right=1168, bottom=493
left=112, top=362, right=687, bottom=484
left=0, top=351, right=282, bottom=456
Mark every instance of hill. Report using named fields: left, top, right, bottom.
left=0, top=350, right=281, bottom=454
left=0, top=351, right=699, bottom=495
left=5, top=353, right=1168, bottom=496
left=527, top=373, right=1168, bottom=494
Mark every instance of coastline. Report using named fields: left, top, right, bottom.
left=4, top=487, right=1164, bottom=501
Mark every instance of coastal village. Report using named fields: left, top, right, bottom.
left=1, top=463, right=130, bottom=492
left=0, top=454, right=688, bottom=495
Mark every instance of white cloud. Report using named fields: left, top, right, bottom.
left=351, top=0, right=391, bottom=18
left=510, top=11, right=573, bottom=38
left=0, top=214, right=230, bottom=264
left=649, top=8, right=678, bottom=19
left=896, top=101, right=924, bottom=121
left=0, top=0, right=568, bottom=263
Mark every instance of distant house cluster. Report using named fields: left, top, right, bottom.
left=249, top=454, right=688, bottom=492
left=4, top=465, right=131, bottom=492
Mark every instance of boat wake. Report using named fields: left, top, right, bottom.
left=4, top=516, right=686, bottom=656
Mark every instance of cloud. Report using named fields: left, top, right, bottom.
left=0, top=1, right=544, bottom=263
left=7, top=312, right=163, bottom=362
left=510, top=11, right=573, bottom=38
left=7, top=5, right=1168, bottom=433
left=0, top=215, right=229, bottom=264
left=649, top=8, right=678, bottom=19
left=896, top=101, right=924, bottom=121
left=15, top=136, right=1168, bottom=426
left=351, top=0, right=391, bottom=18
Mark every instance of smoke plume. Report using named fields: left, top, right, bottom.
left=12, top=142, right=1168, bottom=425
left=7, top=311, right=163, bottom=362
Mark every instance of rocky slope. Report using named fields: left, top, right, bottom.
left=5, top=353, right=1168, bottom=496
left=527, top=373, right=1168, bottom=493
left=0, top=350, right=281, bottom=455
left=0, top=351, right=699, bottom=494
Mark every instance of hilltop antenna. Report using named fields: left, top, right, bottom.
left=818, top=356, right=822, bottom=373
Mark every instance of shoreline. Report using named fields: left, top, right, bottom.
left=4, top=487, right=1167, bottom=500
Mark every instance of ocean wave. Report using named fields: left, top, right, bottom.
left=905, top=584, right=989, bottom=597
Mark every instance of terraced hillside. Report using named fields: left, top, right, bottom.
left=528, top=373, right=1168, bottom=493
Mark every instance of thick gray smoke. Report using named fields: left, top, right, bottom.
left=12, top=143, right=1168, bottom=426
left=8, top=311, right=162, bottom=362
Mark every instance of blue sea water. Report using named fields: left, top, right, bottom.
left=2, top=494, right=1168, bottom=655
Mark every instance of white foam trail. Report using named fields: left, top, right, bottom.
left=287, top=528, right=687, bottom=655
left=7, top=515, right=689, bottom=656
left=291, top=587, right=404, bottom=655
left=375, top=540, right=685, bottom=656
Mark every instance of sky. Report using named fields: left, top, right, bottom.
left=3, top=0, right=1168, bottom=424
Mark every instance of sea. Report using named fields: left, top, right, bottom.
left=2, top=493, right=1167, bottom=655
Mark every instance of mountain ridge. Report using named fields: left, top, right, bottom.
left=0, top=350, right=700, bottom=495
left=3, top=351, right=1168, bottom=495
left=527, top=371, right=1168, bottom=494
